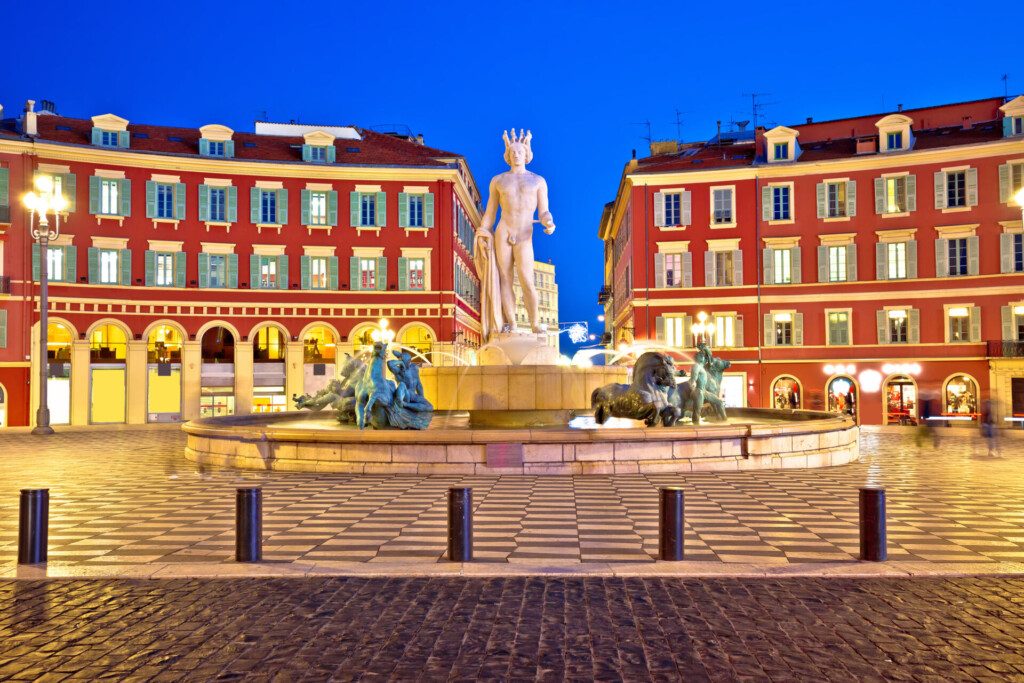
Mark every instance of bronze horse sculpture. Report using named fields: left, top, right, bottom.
left=591, top=351, right=681, bottom=426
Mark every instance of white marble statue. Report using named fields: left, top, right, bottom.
left=473, top=129, right=556, bottom=341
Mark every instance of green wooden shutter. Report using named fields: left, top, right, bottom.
left=907, top=240, right=918, bottom=279
left=63, top=173, right=77, bottom=212
left=225, top=140, right=234, bottom=158
left=791, top=247, right=802, bottom=283
left=680, top=190, right=691, bottom=225
left=300, top=255, right=311, bottom=289
left=762, top=248, right=773, bottom=284
left=376, top=256, right=387, bottom=290
left=226, top=186, right=238, bottom=222
left=1001, top=233, right=1014, bottom=273
left=198, top=185, right=210, bottom=221
left=89, top=176, right=100, bottom=214
left=908, top=309, right=920, bottom=344
left=118, top=131, right=129, bottom=148
left=816, top=182, right=827, bottom=218
left=935, top=239, right=948, bottom=277
left=327, top=191, right=338, bottom=226
left=424, top=192, right=434, bottom=228
left=1003, top=306, right=1014, bottom=341
left=326, top=146, right=336, bottom=163
left=875, top=242, right=887, bottom=280
left=64, top=246, right=76, bottom=282
left=653, top=192, right=665, bottom=226
left=227, top=254, right=238, bottom=288
left=761, top=186, right=772, bottom=221
left=349, top=257, right=360, bottom=290
left=793, top=313, right=804, bottom=346
left=249, top=255, right=259, bottom=288
left=277, top=255, right=289, bottom=289
left=0, top=310, right=6, bottom=349
left=398, top=192, right=409, bottom=227
left=350, top=192, right=361, bottom=226
left=119, top=179, right=131, bottom=217
left=934, top=171, right=946, bottom=209
left=329, top=256, right=339, bottom=289
left=119, top=249, right=131, bottom=285
left=145, top=250, right=156, bottom=286
left=174, top=252, right=186, bottom=288
left=91, top=128, right=102, bottom=146
left=277, top=189, right=288, bottom=224
left=846, top=180, right=857, bottom=217
left=88, top=247, right=100, bottom=283
left=763, top=314, right=774, bottom=347
left=301, top=190, right=311, bottom=225
left=146, top=181, right=157, bottom=218
left=174, top=183, right=186, bottom=219
left=250, top=187, right=261, bottom=223
left=874, top=177, right=885, bottom=214
left=906, top=175, right=917, bottom=212
left=0, top=168, right=8, bottom=208
left=965, top=168, right=978, bottom=206
left=301, top=144, right=312, bottom=162
left=876, top=310, right=887, bottom=344
left=970, top=306, right=982, bottom=342
left=398, top=257, right=408, bottom=290
left=846, top=245, right=857, bottom=282
left=817, top=246, right=828, bottom=282
left=198, top=253, right=210, bottom=288
left=376, top=192, right=386, bottom=227
left=32, top=243, right=40, bottom=281
left=199, top=138, right=210, bottom=156
left=967, top=235, right=979, bottom=275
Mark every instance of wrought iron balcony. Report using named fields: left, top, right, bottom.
left=597, top=286, right=611, bottom=304
left=988, top=340, right=1024, bottom=358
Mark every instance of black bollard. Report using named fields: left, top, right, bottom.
left=235, top=487, right=263, bottom=562
left=859, top=487, right=887, bottom=562
left=659, top=487, right=685, bottom=561
left=18, top=489, right=49, bottom=565
left=447, top=487, right=473, bottom=562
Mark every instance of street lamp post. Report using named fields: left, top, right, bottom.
left=691, top=311, right=715, bottom=348
left=22, top=176, right=67, bottom=436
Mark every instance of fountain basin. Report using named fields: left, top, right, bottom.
left=182, top=408, right=859, bottom=475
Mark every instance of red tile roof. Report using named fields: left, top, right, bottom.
left=2, top=114, right=460, bottom=167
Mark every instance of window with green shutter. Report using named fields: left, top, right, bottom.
left=90, top=177, right=131, bottom=216
left=0, top=167, right=9, bottom=223
left=32, top=173, right=77, bottom=213
left=147, top=182, right=178, bottom=220
left=200, top=139, right=234, bottom=158
left=88, top=248, right=122, bottom=285
left=92, top=128, right=129, bottom=148
left=303, top=190, right=332, bottom=226
left=351, top=192, right=386, bottom=227
left=0, top=309, right=7, bottom=349
left=33, top=245, right=76, bottom=282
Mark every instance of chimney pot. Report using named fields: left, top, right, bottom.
left=24, top=99, right=35, bottom=113
left=23, top=99, right=38, bottom=136
left=897, top=103, right=903, bottom=112
left=962, top=115, right=972, bottom=130
left=806, top=117, right=813, bottom=124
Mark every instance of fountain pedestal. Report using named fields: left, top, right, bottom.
left=477, top=330, right=560, bottom=366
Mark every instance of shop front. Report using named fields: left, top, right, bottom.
left=252, top=325, right=287, bottom=413
left=826, top=375, right=858, bottom=422
left=46, top=322, right=73, bottom=425
left=771, top=375, right=801, bottom=410
left=147, top=324, right=183, bottom=422
left=942, top=373, right=979, bottom=420
left=89, top=323, right=127, bottom=424
left=884, top=374, right=917, bottom=425
left=200, top=326, right=235, bottom=417
left=303, top=325, right=337, bottom=395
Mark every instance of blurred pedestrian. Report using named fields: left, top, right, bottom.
left=916, top=396, right=938, bottom=449
left=978, top=400, right=999, bottom=458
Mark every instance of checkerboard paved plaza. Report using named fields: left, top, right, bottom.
left=1, top=427, right=1023, bottom=565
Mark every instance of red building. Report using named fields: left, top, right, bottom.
left=600, top=95, right=1024, bottom=426
left=0, top=101, right=482, bottom=428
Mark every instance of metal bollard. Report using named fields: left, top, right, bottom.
left=235, top=487, right=263, bottom=562
left=658, top=487, right=685, bottom=561
left=447, top=487, right=473, bottom=562
left=18, top=489, right=49, bottom=565
left=859, top=487, right=887, bottom=562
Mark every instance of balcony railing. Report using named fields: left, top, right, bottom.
left=988, top=340, right=1024, bottom=358
left=0, top=276, right=10, bottom=294
left=597, top=286, right=611, bottom=304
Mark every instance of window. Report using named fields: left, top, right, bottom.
left=155, top=253, right=174, bottom=287
left=1013, top=234, right=1024, bottom=273
left=772, top=186, right=790, bottom=220
left=712, top=188, right=733, bottom=224
left=260, top=190, right=278, bottom=224
left=664, top=192, right=681, bottom=226
left=360, top=258, right=376, bottom=289
left=663, top=316, right=691, bottom=348
left=360, top=194, right=376, bottom=226
left=309, top=146, right=325, bottom=162
left=207, top=141, right=225, bottom=157
left=1011, top=116, right=1024, bottom=136
left=100, top=179, right=119, bottom=215
left=773, top=142, right=788, bottom=160
left=100, top=130, right=119, bottom=147
left=259, top=256, right=277, bottom=288
left=1014, top=306, right=1024, bottom=342
left=209, top=188, right=226, bottom=222
left=407, top=258, right=425, bottom=290
left=99, top=250, right=119, bottom=284
left=208, top=255, right=226, bottom=288
left=827, top=311, right=850, bottom=345
left=887, top=242, right=907, bottom=279
left=714, top=314, right=736, bottom=347
left=888, top=309, right=908, bottom=343
left=47, top=247, right=64, bottom=281
left=828, top=245, right=848, bottom=282
left=826, top=182, right=847, bottom=218
left=714, top=251, right=734, bottom=286
left=948, top=307, right=970, bottom=342
left=1008, top=163, right=1024, bottom=197
left=309, top=191, right=327, bottom=226
left=309, top=257, right=328, bottom=289
left=947, top=238, right=968, bottom=276
left=886, top=131, right=902, bottom=151
left=408, top=195, right=424, bottom=227
left=946, top=170, right=966, bottom=207
left=665, top=253, right=683, bottom=287
left=773, top=313, right=793, bottom=346
left=773, top=249, right=792, bottom=284
left=155, top=183, right=174, bottom=219
left=884, top=176, right=907, bottom=213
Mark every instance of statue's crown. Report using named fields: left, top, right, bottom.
left=502, top=128, right=533, bottom=164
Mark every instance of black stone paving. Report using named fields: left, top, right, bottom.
left=2, top=577, right=1024, bottom=681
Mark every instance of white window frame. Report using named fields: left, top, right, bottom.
left=825, top=309, right=852, bottom=346
left=710, top=185, right=736, bottom=228
left=886, top=242, right=908, bottom=280
left=827, top=245, right=848, bottom=282
left=881, top=173, right=910, bottom=215
left=99, top=179, right=120, bottom=215
left=99, top=249, right=119, bottom=284
left=713, top=312, right=738, bottom=348
left=309, top=191, right=328, bottom=226
left=773, top=248, right=792, bottom=284
left=886, top=307, right=910, bottom=344
left=944, top=304, right=974, bottom=344
left=771, top=311, right=796, bottom=346
left=768, top=182, right=794, bottom=224
left=155, top=252, right=174, bottom=287
left=662, top=315, right=692, bottom=349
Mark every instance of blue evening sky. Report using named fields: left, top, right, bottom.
left=2, top=0, right=1017, bottom=354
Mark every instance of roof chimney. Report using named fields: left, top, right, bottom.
left=23, top=99, right=37, bottom=136
left=961, top=115, right=972, bottom=131
left=896, top=103, right=903, bottom=112
left=39, top=99, right=57, bottom=115
left=806, top=117, right=813, bottom=124
left=754, top=126, right=766, bottom=161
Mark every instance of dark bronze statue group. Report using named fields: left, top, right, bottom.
left=591, top=342, right=732, bottom=427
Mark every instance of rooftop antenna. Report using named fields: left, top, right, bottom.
left=631, top=119, right=652, bottom=146
left=673, top=108, right=687, bottom=140
left=1002, top=74, right=1009, bottom=99
left=742, top=92, right=771, bottom=128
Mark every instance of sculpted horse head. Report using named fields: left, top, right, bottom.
left=632, top=351, right=677, bottom=392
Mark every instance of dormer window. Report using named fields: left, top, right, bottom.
left=90, top=113, right=130, bottom=149
left=875, top=114, right=913, bottom=153
left=301, top=130, right=337, bottom=164
left=1000, top=95, right=1024, bottom=138
left=764, top=126, right=800, bottom=164
left=198, top=124, right=235, bottom=158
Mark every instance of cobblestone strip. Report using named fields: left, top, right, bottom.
left=2, top=577, right=1024, bottom=681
